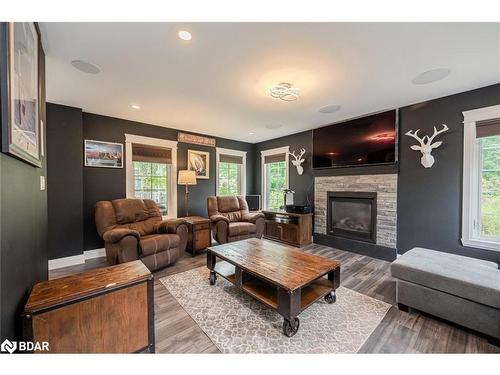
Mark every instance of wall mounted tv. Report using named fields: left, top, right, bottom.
left=312, top=109, right=397, bottom=169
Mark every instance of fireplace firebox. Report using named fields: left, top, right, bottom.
left=327, top=192, right=377, bottom=243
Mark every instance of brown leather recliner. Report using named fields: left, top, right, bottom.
left=207, top=196, right=265, bottom=244
left=95, top=198, right=188, bottom=271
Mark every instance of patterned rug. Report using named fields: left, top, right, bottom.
left=160, top=267, right=390, bottom=353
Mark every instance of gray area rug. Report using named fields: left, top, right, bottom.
left=160, top=266, right=390, bottom=353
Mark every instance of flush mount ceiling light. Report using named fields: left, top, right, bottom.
left=131, top=104, right=141, bottom=110
left=412, top=68, right=451, bottom=85
left=71, top=60, right=100, bottom=74
left=270, top=83, right=299, bottom=101
left=178, top=30, right=192, bottom=41
left=319, top=105, right=341, bottom=114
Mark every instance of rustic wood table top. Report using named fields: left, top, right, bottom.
left=25, top=260, right=151, bottom=313
left=208, top=238, right=339, bottom=291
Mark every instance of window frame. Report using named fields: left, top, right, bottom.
left=462, top=104, right=500, bottom=252
left=215, top=147, right=247, bottom=196
left=261, top=146, right=290, bottom=211
left=125, top=134, right=178, bottom=218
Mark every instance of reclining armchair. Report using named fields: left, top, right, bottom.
left=207, top=196, right=265, bottom=244
left=95, top=198, right=188, bottom=271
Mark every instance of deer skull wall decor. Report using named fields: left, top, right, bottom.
left=288, top=148, right=306, bottom=175
left=405, top=124, right=449, bottom=168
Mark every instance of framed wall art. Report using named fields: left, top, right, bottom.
left=1, top=22, right=42, bottom=167
left=84, top=139, right=123, bottom=168
left=187, top=149, right=210, bottom=179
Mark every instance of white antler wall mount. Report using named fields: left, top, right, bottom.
left=405, top=124, right=449, bottom=168
left=288, top=148, right=306, bottom=175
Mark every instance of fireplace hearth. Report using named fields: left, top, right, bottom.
left=327, top=192, right=377, bottom=243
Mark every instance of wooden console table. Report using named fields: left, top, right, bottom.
left=263, top=210, right=313, bottom=247
left=23, top=260, right=154, bottom=353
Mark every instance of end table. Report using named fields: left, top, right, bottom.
left=181, top=216, right=212, bottom=256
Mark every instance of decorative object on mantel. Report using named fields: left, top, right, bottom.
left=178, top=132, right=216, bottom=147
left=178, top=170, right=197, bottom=216
left=405, top=124, right=449, bottom=168
left=1, top=23, right=42, bottom=167
left=288, top=148, right=306, bottom=175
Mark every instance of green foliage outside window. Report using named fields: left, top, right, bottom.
left=134, top=161, right=169, bottom=215
left=266, top=161, right=286, bottom=210
left=480, top=135, right=500, bottom=237
left=218, top=162, right=241, bottom=196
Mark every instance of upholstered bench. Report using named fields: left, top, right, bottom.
left=391, top=248, right=500, bottom=342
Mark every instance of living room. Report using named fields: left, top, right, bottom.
left=1, top=1, right=499, bottom=373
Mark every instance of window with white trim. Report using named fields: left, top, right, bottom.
left=125, top=134, right=178, bottom=218
left=216, top=148, right=246, bottom=196
left=261, top=146, right=289, bottom=211
left=462, top=105, right=500, bottom=251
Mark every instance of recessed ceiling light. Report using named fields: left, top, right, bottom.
left=131, top=104, right=141, bottom=110
left=412, top=68, right=451, bottom=85
left=265, top=124, right=283, bottom=129
left=249, top=132, right=255, bottom=135
left=319, top=105, right=341, bottom=114
left=178, top=30, right=192, bottom=41
left=71, top=60, right=100, bottom=74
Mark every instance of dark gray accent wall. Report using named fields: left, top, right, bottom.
left=45, top=108, right=255, bottom=256
left=397, top=83, right=500, bottom=262
left=46, top=104, right=83, bottom=259
left=0, top=23, right=48, bottom=341
left=254, top=130, right=314, bottom=206
left=255, top=83, right=500, bottom=263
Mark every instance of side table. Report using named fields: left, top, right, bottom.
left=181, top=215, right=212, bottom=256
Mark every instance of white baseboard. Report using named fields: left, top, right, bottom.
left=48, top=254, right=85, bottom=270
left=84, top=248, right=106, bottom=259
left=48, top=248, right=106, bottom=271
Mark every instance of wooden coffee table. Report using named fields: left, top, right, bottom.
left=206, top=238, right=340, bottom=337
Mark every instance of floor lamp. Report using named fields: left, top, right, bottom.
left=178, top=170, right=197, bottom=217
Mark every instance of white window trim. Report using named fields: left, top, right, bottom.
left=261, top=146, right=290, bottom=210
left=125, top=134, right=178, bottom=218
left=462, top=104, right=500, bottom=252
left=215, top=147, right=247, bottom=196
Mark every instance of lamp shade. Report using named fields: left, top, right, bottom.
left=178, top=170, right=197, bottom=185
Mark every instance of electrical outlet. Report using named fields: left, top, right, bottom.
left=40, top=175, right=46, bottom=191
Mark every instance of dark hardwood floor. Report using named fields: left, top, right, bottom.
left=49, top=244, right=500, bottom=354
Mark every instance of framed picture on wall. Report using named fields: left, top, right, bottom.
left=84, top=140, right=123, bottom=168
left=1, top=22, right=42, bottom=167
left=187, top=149, right=210, bottom=179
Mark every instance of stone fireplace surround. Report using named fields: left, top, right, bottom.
left=314, top=174, right=398, bottom=251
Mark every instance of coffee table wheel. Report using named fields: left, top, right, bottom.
left=282, top=317, right=300, bottom=337
left=209, top=271, right=217, bottom=286
left=324, top=291, right=336, bottom=304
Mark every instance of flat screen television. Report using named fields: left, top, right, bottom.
left=312, top=109, right=397, bottom=169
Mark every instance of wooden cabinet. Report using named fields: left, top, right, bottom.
left=23, top=261, right=154, bottom=353
left=182, top=216, right=212, bottom=256
left=263, top=211, right=313, bottom=247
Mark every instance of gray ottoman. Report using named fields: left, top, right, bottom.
left=391, top=247, right=500, bottom=342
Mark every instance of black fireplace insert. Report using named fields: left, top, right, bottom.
left=327, top=192, right=377, bottom=243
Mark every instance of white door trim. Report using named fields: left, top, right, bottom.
left=260, top=146, right=290, bottom=210
left=125, top=133, right=178, bottom=218
left=215, top=147, right=247, bottom=196
left=461, top=104, right=500, bottom=252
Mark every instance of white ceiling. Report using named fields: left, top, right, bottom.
left=40, top=23, right=500, bottom=143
